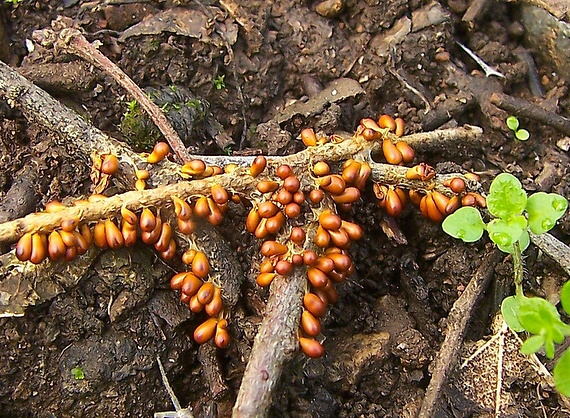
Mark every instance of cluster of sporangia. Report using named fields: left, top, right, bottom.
left=12, top=114, right=486, bottom=358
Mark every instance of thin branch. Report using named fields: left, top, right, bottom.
left=490, top=92, right=570, bottom=136
left=232, top=269, right=306, bottom=417
left=530, top=232, right=570, bottom=277
left=417, top=248, right=502, bottom=418
left=31, top=17, right=190, bottom=162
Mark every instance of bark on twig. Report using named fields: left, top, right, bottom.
left=417, top=248, right=502, bottom=418
left=232, top=270, right=306, bottom=418
left=0, top=145, right=481, bottom=245
left=490, top=92, right=570, bottom=136
left=0, top=165, right=41, bottom=224
left=530, top=232, right=570, bottom=277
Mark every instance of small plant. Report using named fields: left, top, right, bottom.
left=213, top=75, right=226, bottom=90
left=71, top=366, right=85, bottom=380
left=506, top=115, right=530, bottom=141
left=443, top=173, right=570, bottom=396
left=4, top=0, right=21, bottom=5
left=443, top=173, right=566, bottom=253
left=120, top=99, right=161, bottom=151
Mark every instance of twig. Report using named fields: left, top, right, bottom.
left=232, top=270, right=306, bottom=417
left=530, top=232, right=570, bottom=277
left=388, top=67, right=432, bottom=112
left=0, top=132, right=482, bottom=245
left=490, top=92, right=570, bottom=136
left=421, top=93, right=475, bottom=131
left=31, top=17, right=191, bottom=163
left=155, top=356, right=195, bottom=418
left=455, top=41, right=505, bottom=78
left=417, top=248, right=502, bottom=418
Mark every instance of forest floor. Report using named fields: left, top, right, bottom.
left=1, top=0, right=570, bottom=417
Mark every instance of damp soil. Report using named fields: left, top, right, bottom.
left=1, top=0, right=570, bottom=417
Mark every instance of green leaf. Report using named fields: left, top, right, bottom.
left=495, top=225, right=530, bottom=254
left=515, top=129, right=530, bottom=141
left=516, top=297, right=570, bottom=359
left=554, top=348, right=570, bottom=397
left=521, top=335, right=545, bottom=354
left=527, top=192, right=568, bottom=234
left=501, top=296, right=525, bottom=332
left=561, top=281, right=570, bottom=316
left=487, top=216, right=527, bottom=251
left=442, top=206, right=485, bottom=242
left=506, top=116, right=519, bottom=131
left=518, top=229, right=530, bottom=253
left=545, top=339, right=556, bottom=358
left=487, top=173, right=527, bottom=219
left=517, top=297, right=562, bottom=335
left=71, top=367, right=85, bottom=380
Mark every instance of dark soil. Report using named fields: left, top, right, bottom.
left=1, top=0, right=569, bottom=417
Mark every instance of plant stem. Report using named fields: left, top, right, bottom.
left=512, top=241, right=524, bottom=298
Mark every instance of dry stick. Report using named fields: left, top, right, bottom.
left=32, top=23, right=190, bottom=163
left=490, top=92, right=570, bottom=136
left=0, top=155, right=478, bottom=244
left=0, top=124, right=483, bottom=244
left=232, top=270, right=306, bottom=418
left=417, top=248, right=502, bottom=418
left=66, top=32, right=191, bottom=163
left=530, top=232, right=570, bottom=277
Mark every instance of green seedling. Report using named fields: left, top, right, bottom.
left=502, top=293, right=570, bottom=357
left=443, top=173, right=566, bottom=253
left=71, top=366, right=85, bottom=380
left=443, top=172, right=570, bottom=396
left=502, top=282, right=570, bottom=396
left=120, top=99, right=161, bottom=150
left=506, top=115, right=530, bottom=141
left=213, top=75, right=226, bottom=90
